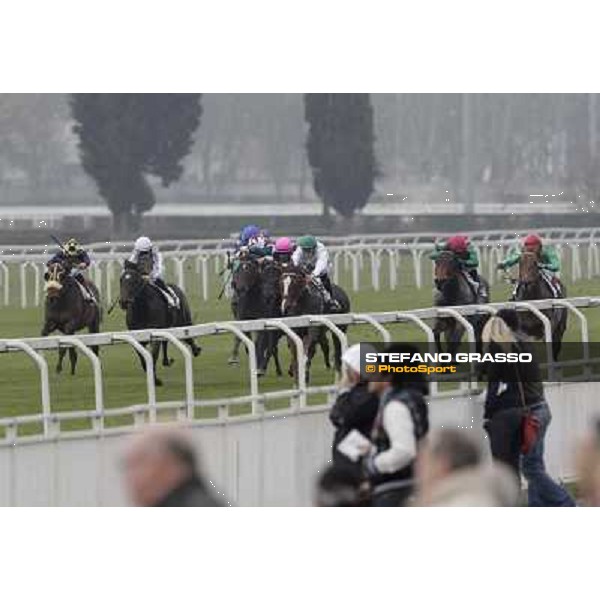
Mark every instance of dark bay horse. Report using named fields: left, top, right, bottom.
left=513, top=251, right=567, bottom=360
left=256, top=258, right=284, bottom=376
left=228, top=255, right=264, bottom=365
left=119, top=260, right=201, bottom=386
left=41, top=261, right=101, bottom=374
left=280, top=265, right=350, bottom=381
left=433, top=250, right=490, bottom=355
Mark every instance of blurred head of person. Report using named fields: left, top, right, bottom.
left=416, top=428, right=482, bottom=501
left=576, top=418, right=600, bottom=506
left=367, top=342, right=429, bottom=398
left=416, top=428, right=519, bottom=506
left=314, top=464, right=366, bottom=507
left=122, top=425, right=201, bottom=507
left=482, top=314, right=517, bottom=351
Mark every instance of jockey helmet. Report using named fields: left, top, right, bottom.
left=65, top=238, right=80, bottom=256
left=447, top=235, right=469, bottom=254
left=134, top=236, right=153, bottom=253
left=297, top=235, right=317, bottom=250
left=241, top=225, right=260, bottom=245
left=523, top=233, right=542, bottom=249
left=274, top=237, right=293, bottom=253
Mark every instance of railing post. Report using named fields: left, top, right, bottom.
left=111, top=333, right=157, bottom=421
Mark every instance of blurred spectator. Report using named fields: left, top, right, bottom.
left=482, top=309, right=575, bottom=506
left=329, top=344, right=379, bottom=472
left=122, top=425, right=225, bottom=507
left=314, top=464, right=368, bottom=507
left=365, top=343, right=430, bottom=507
left=415, top=428, right=519, bottom=506
left=576, top=419, right=600, bottom=506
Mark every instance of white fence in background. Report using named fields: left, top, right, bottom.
left=1, top=227, right=600, bottom=308
left=1, top=297, right=600, bottom=505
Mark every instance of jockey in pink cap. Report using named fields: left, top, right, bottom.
left=273, top=237, right=294, bottom=264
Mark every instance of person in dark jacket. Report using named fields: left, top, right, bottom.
left=481, top=309, right=575, bottom=506
left=329, top=344, right=379, bottom=472
left=122, top=426, right=225, bottom=507
left=364, top=343, right=430, bottom=507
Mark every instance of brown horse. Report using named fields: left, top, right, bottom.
left=280, top=265, right=350, bottom=382
left=432, top=250, right=489, bottom=355
left=514, top=251, right=567, bottom=359
left=41, top=261, right=101, bottom=374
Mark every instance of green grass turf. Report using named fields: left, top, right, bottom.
left=2, top=256, right=600, bottom=435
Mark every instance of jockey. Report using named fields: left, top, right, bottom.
left=430, top=235, right=486, bottom=299
left=292, top=234, right=340, bottom=310
left=235, top=225, right=272, bottom=259
left=47, top=238, right=94, bottom=302
left=497, top=233, right=562, bottom=297
left=272, top=237, right=294, bottom=264
left=128, top=236, right=179, bottom=308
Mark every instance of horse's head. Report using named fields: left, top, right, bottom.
left=233, top=256, right=260, bottom=295
left=518, top=251, right=541, bottom=285
left=119, top=261, right=146, bottom=309
left=280, top=266, right=308, bottom=316
left=434, top=250, right=459, bottom=287
left=44, top=262, right=67, bottom=300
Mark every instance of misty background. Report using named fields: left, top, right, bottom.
left=0, top=93, right=598, bottom=242
left=0, top=94, right=598, bottom=207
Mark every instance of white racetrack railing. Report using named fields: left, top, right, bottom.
left=1, top=227, right=600, bottom=308
left=0, top=296, right=599, bottom=443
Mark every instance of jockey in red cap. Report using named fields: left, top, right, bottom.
left=430, top=235, right=486, bottom=299
left=497, top=233, right=562, bottom=297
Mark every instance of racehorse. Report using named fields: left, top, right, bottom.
left=41, top=261, right=101, bottom=375
left=228, top=254, right=264, bottom=366
left=280, top=265, right=350, bottom=382
left=512, top=250, right=567, bottom=360
left=119, top=260, right=201, bottom=386
left=432, top=250, right=490, bottom=355
left=255, top=258, right=284, bottom=376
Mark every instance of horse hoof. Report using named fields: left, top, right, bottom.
left=155, top=378, right=163, bottom=387
left=56, top=365, right=62, bottom=374
left=228, top=357, right=240, bottom=366
left=192, top=347, right=202, bottom=357
left=256, top=368, right=265, bottom=377
left=163, top=359, right=175, bottom=367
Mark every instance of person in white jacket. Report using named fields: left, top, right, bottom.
left=363, top=343, right=430, bottom=506
left=129, top=236, right=179, bottom=308
left=292, top=234, right=340, bottom=309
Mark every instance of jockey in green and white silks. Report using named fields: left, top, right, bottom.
left=429, top=235, right=487, bottom=300
left=497, top=233, right=562, bottom=298
left=292, top=235, right=340, bottom=310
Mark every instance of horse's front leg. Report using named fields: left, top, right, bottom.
left=151, top=340, right=163, bottom=386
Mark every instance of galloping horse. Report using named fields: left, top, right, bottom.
left=513, top=251, right=567, bottom=360
left=280, top=265, right=350, bottom=381
left=433, top=250, right=489, bottom=355
left=256, top=258, right=284, bottom=376
left=41, top=261, right=101, bottom=374
left=228, top=254, right=264, bottom=365
left=119, top=260, right=200, bottom=386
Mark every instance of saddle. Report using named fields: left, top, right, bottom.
left=460, top=269, right=487, bottom=303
